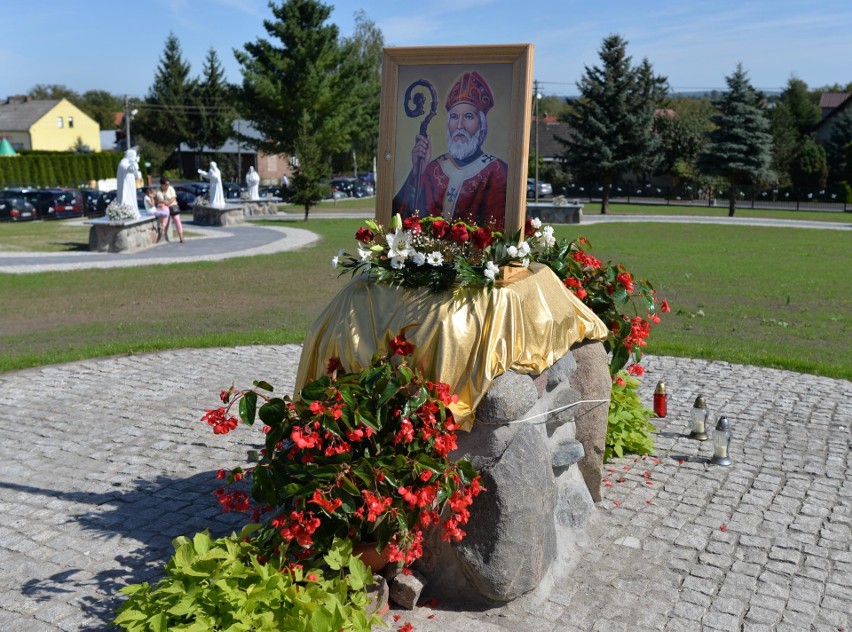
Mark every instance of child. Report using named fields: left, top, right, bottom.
left=145, top=187, right=170, bottom=242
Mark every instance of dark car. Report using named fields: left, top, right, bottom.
left=1, top=187, right=83, bottom=219
left=175, top=182, right=209, bottom=198
left=0, top=196, right=37, bottom=221
left=175, top=190, right=196, bottom=210
left=80, top=189, right=116, bottom=217
left=331, top=177, right=369, bottom=198
left=258, top=185, right=292, bottom=201
left=222, top=182, right=241, bottom=200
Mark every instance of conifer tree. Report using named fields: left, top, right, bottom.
left=824, top=107, right=852, bottom=183
left=778, top=77, right=820, bottom=138
left=697, top=64, right=773, bottom=216
left=290, top=112, right=329, bottom=220
left=186, top=48, right=236, bottom=157
left=135, top=34, right=195, bottom=155
left=559, top=35, right=668, bottom=213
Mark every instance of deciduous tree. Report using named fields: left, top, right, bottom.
left=824, top=106, right=852, bottom=183
left=697, top=64, right=773, bottom=217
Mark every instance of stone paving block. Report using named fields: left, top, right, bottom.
left=702, top=610, right=740, bottom=631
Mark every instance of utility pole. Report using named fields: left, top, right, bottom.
left=533, top=80, right=541, bottom=205
left=124, top=95, right=131, bottom=151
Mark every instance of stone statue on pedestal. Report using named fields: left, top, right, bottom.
left=245, top=166, right=260, bottom=200
left=198, top=161, right=225, bottom=208
left=116, top=149, right=141, bottom=213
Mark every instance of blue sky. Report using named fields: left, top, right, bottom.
left=2, top=0, right=850, bottom=99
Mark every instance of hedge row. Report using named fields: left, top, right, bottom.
left=0, top=153, right=147, bottom=189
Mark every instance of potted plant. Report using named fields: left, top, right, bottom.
left=207, top=331, right=484, bottom=569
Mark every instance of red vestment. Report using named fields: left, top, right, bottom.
left=393, top=152, right=508, bottom=231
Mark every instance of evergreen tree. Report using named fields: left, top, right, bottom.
left=290, top=112, right=329, bottom=220
left=558, top=35, right=668, bottom=213
left=790, top=137, right=828, bottom=189
left=135, top=33, right=195, bottom=158
left=824, top=107, right=852, bottom=183
left=186, top=48, right=237, bottom=156
left=778, top=77, right=820, bottom=138
left=769, top=103, right=798, bottom=186
left=697, top=64, right=773, bottom=216
left=235, top=0, right=370, bottom=170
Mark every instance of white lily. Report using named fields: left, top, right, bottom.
left=484, top=261, right=500, bottom=281
left=426, top=251, right=444, bottom=266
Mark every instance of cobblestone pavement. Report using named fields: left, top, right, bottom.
left=0, top=349, right=849, bottom=631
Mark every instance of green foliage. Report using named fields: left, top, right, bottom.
left=213, top=345, right=482, bottom=566
left=291, top=113, right=330, bottom=219
left=0, top=152, right=123, bottom=187
left=114, top=529, right=382, bottom=631
left=778, top=77, right=821, bottom=138
left=605, top=371, right=657, bottom=461
left=825, top=107, right=852, bottom=183
left=236, top=0, right=372, bottom=161
left=560, top=35, right=668, bottom=213
left=185, top=48, right=237, bottom=154
left=134, top=33, right=196, bottom=163
left=790, top=138, right=828, bottom=188
left=655, top=97, right=715, bottom=181
left=697, top=64, right=773, bottom=216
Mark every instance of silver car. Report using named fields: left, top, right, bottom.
left=527, top=178, right=552, bottom=199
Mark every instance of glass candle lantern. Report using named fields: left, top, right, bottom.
left=689, top=395, right=709, bottom=441
left=710, top=415, right=732, bottom=466
left=653, top=381, right=667, bottom=417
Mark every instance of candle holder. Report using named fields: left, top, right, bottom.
left=710, top=415, right=732, bottom=466
left=689, top=395, right=709, bottom=441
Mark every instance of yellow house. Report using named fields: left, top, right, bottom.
left=0, top=97, right=101, bottom=152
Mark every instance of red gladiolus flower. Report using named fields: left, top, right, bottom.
left=661, top=298, right=671, bottom=313
left=390, top=333, right=415, bottom=356
left=431, top=219, right=449, bottom=238
left=355, top=227, right=374, bottom=242
left=449, top=223, right=469, bottom=243
left=403, top=216, right=422, bottom=234
left=471, top=226, right=493, bottom=249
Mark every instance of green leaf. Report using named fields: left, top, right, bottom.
left=239, top=391, right=257, bottom=426
left=193, top=532, right=211, bottom=555
left=253, top=380, right=274, bottom=392
left=258, top=398, right=287, bottom=426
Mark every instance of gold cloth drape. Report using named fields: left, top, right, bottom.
left=294, top=263, right=608, bottom=430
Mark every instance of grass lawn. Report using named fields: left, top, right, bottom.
left=1, top=214, right=850, bottom=379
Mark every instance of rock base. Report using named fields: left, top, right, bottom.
left=85, top=216, right=172, bottom=253
left=414, top=340, right=610, bottom=606
left=193, top=204, right=245, bottom=226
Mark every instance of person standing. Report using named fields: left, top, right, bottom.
left=392, top=71, right=508, bottom=230
left=156, top=177, right=184, bottom=243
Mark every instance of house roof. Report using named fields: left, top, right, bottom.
left=530, top=116, right=573, bottom=160
left=815, top=93, right=852, bottom=134
left=0, top=99, right=61, bottom=131
left=818, top=92, right=850, bottom=109
left=178, top=119, right=264, bottom=154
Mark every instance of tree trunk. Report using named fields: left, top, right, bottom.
left=728, top=189, right=737, bottom=217
left=600, top=179, right=610, bottom=214
left=303, top=205, right=310, bottom=221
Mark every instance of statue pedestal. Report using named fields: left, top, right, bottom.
left=85, top=215, right=169, bottom=253
left=193, top=204, right=245, bottom=226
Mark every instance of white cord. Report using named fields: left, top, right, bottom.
left=476, top=398, right=610, bottom=426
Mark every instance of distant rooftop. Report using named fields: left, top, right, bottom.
left=818, top=92, right=850, bottom=109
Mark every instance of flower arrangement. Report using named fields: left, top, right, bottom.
left=105, top=199, right=139, bottom=221
left=205, top=331, right=484, bottom=568
left=335, top=213, right=544, bottom=292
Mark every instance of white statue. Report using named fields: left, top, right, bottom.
left=245, top=166, right=260, bottom=200
left=116, top=149, right=141, bottom=215
left=198, top=161, right=225, bottom=208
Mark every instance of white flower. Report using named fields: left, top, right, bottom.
left=518, top=241, right=531, bottom=257
left=484, top=261, right=500, bottom=281
left=530, top=217, right=542, bottom=229
left=390, top=255, right=406, bottom=270
left=534, top=230, right=541, bottom=238
left=507, top=245, right=518, bottom=258
left=541, top=225, right=556, bottom=248
left=386, top=229, right=413, bottom=260
left=521, top=257, right=530, bottom=268
left=412, top=251, right=426, bottom=266
left=331, top=256, right=339, bottom=269
left=358, top=246, right=372, bottom=261
left=426, top=251, right=444, bottom=266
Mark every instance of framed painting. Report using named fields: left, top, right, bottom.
left=376, top=44, right=534, bottom=235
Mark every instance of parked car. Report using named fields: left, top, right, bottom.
left=356, top=177, right=375, bottom=196
left=527, top=178, right=553, bottom=199
left=222, top=182, right=241, bottom=200
left=1, top=187, right=84, bottom=219
left=80, top=188, right=116, bottom=217
left=0, top=196, right=37, bottom=221
left=175, top=182, right=209, bottom=198
left=258, top=185, right=292, bottom=201
left=331, top=177, right=370, bottom=198
left=175, top=190, right=196, bottom=211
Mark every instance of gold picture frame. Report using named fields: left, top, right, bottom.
left=376, top=44, right=534, bottom=235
